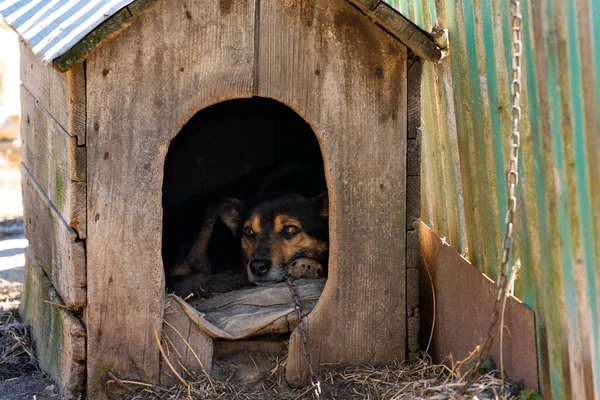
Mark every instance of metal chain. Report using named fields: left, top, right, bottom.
left=286, top=276, right=322, bottom=398
left=463, top=0, right=523, bottom=392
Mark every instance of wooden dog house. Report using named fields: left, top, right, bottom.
left=8, top=0, right=443, bottom=398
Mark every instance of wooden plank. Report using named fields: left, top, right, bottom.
left=405, top=56, right=421, bottom=357
left=348, top=0, right=380, bottom=11
left=21, top=164, right=86, bottom=308
left=127, top=0, right=160, bottom=15
left=20, top=250, right=86, bottom=400
left=84, top=0, right=255, bottom=394
left=406, top=58, right=423, bottom=141
left=20, top=86, right=87, bottom=238
left=418, top=222, right=539, bottom=392
left=19, top=41, right=86, bottom=145
left=254, top=0, right=407, bottom=385
left=66, top=58, right=87, bottom=146
left=348, top=0, right=444, bottom=61
left=160, top=297, right=213, bottom=385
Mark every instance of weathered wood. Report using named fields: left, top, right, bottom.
left=66, top=60, right=86, bottom=145
left=348, top=0, right=380, bottom=12
left=20, top=250, right=86, bottom=400
left=407, top=136, right=421, bottom=176
left=20, top=86, right=87, bottom=238
left=407, top=227, right=419, bottom=249
left=84, top=0, right=255, bottom=394
left=406, top=176, right=421, bottom=228
left=405, top=55, right=423, bottom=359
left=53, top=8, right=134, bottom=73
left=406, top=268, right=419, bottom=312
left=349, top=0, right=444, bottom=62
left=19, top=41, right=86, bottom=145
left=254, top=0, right=407, bottom=385
left=127, top=0, right=160, bottom=16
left=21, top=164, right=86, bottom=308
left=406, top=58, right=423, bottom=140
left=160, top=297, right=213, bottom=385
left=406, top=248, right=419, bottom=270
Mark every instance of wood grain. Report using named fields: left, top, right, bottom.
left=19, top=41, right=86, bottom=145
left=160, top=297, right=213, bottom=386
left=254, top=0, right=407, bottom=385
left=20, top=250, right=86, bottom=400
left=406, top=176, right=421, bottom=229
left=405, top=55, right=422, bottom=358
left=20, top=86, right=87, bottom=238
left=21, top=164, right=86, bottom=309
left=349, top=0, right=443, bottom=62
left=84, top=0, right=255, bottom=394
left=406, top=58, right=423, bottom=141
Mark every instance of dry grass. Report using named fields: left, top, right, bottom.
left=114, top=352, right=522, bottom=400
left=325, top=355, right=521, bottom=400
left=0, top=309, right=39, bottom=379
left=0, top=287, right=527, bottom=400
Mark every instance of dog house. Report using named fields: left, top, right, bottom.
left=7, top=0, right=443, bottom=398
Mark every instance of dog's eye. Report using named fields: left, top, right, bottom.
left=283, top=225, right=299, bottom=236
left=244, top=227, right=254, bottom=237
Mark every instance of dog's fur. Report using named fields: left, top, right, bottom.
left=240, top=193, right=328, bottom=284
left=164, top=166, right=328, bottom=294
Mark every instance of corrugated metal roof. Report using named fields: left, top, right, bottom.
left=0, top=0, right=134, bottom=65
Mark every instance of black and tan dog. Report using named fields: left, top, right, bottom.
left=240, top=192, right=328, bottom=284
left=164, top=166, right=328, bottom=295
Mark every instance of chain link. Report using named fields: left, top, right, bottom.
left=287, top=276, right=322, bottom=398
left=463, top=0, right=523, bottom=392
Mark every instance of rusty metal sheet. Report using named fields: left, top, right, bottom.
left=418, top=222, right=538, bottom=392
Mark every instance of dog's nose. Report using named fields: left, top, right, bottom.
left=250, top=259, right=271, bottom=276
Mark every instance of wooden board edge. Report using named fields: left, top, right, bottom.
left=21, top=163, right=87, bottom=309
left=406, top=56, right=422, bottom=358
left=348, top=0, right=444, bottom=62
left=20, top=41, right=86, bottom=144
left=20, top=250, right=86, bottom=400
left=127, top=0, right=161, bottom=16
left=67, top=63, right=87, bottom=146
left=20, top=86, right=87, bottom=239
left=159, top=299, right=213, bottom=385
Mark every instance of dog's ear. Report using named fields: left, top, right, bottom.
left=312, top=191, right=328, bottom=219
left=217, top=197, right=244, bottom=233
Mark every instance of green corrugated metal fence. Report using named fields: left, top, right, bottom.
left=386, top=0, right=600, bottom=398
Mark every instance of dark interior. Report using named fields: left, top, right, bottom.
left=162, top=97, right=325, bottom=290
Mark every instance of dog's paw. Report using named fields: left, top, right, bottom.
left=166, top=272, right=210, bottom=298
left=287, top=258, right=323, bottom=279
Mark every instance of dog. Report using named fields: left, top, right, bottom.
left=163, top=165, right=328, bottom=295
left=240, top=192, right=328, bottom=284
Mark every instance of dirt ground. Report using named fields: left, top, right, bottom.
left=0, top=310, right=62, bottom=400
